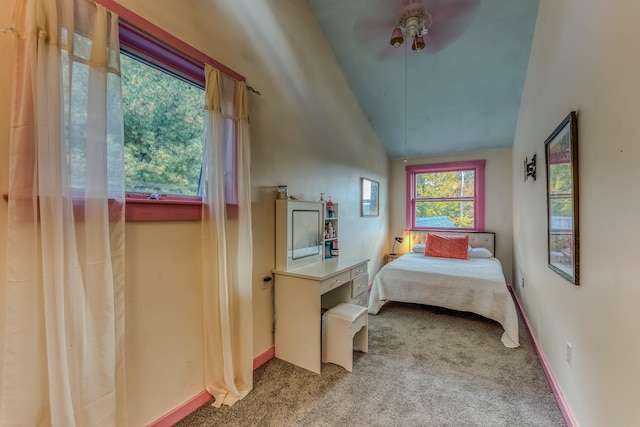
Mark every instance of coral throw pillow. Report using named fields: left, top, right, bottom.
left=425, top=233, right=469, bottom=259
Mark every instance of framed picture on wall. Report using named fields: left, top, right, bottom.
left=545, top=111, right=579, bottom=285
left=361, top=177, right=379, bottom=217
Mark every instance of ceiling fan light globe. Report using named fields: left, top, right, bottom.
left=390, top=28, right=405, bottom=47
left=412, top=35, right=426, bottom=51
left=391, top=38, right=404, bottom=48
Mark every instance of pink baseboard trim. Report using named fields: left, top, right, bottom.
left=511, top=289, right=578, bottom=427
left=253, top=346, right=275, bottom=370
left=148, top=349, right=275, bottom=426
left=147, top=390, right=213, bottom=427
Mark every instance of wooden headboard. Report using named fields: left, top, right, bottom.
left=409, top=230, right=496, bottom=255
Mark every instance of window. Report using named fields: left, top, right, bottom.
left=406, top=160, right=485, bottom=231
left=120, top=22, right=207, bottom=199
left=120, top=54, right=204, bottom=196
left=117, top=21, right=239, bottom=220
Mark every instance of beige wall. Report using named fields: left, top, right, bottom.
left=513, top=1, right=640, bottom=425
left=390, top=149, right=514, bottom=283
left=0, top=0, right=389, bottom=425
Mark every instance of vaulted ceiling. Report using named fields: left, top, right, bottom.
left=305, top=0, right=540, bottom=159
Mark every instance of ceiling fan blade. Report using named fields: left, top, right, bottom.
left=352, top=0, right=480, bottom=59
left=352, top=0, right=409, bottom=60
left=422, top=0, right=480, bottom=52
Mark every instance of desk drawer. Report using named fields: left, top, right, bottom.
left=351, top=294, right=368, bottom=307
left=320, top=271, right=351, bottom=294
left=350, top=264, right=367, bottom=280
left=351, top=273, right=369, bottom=298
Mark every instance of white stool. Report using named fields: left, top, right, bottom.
left=322, top=303, right=368, bottom=372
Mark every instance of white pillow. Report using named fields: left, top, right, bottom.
left=468, top=247, right=493, bottom=258
left=412, top=243, right=425, bottom=253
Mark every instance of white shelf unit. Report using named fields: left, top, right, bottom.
left=323, top=202, right=339, bottom=259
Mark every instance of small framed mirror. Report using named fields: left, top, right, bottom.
left=361, top=177, right=379, bottom=217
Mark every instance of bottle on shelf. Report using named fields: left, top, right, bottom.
left=326, top=197, right=334, bottom=218
left=330, top=240, right=339, bottom=257
left=276, top=185, right=288, bottom=200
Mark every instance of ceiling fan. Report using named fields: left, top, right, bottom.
left=389, top=0, right=433, bottom=51
left=354, top=0, right=480, bottom=58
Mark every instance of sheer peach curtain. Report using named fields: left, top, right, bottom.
left=201, top=65, right=253, bottom=407
left=1, top=0, right=126, bottom=425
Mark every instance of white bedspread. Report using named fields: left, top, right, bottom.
left=368, top=253, right=519, bottom=348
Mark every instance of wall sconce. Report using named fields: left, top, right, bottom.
left=391, top=236, right=404, bottom=255
left=524, top=154, right=536, bottom=182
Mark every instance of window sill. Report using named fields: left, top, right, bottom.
left=3, top=193, right=237, bottom=222
left=125, top=194, right=238, bottom=221
left=3, top=192, right=201, bottom=221
left=125, top=195, right=202, bottom=221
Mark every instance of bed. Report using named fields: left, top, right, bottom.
left=368, top=231, right=519, bottom=348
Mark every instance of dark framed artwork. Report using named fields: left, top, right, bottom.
left=545, top=111, right=579, bottom=285
left=360, top=177, right=379, bottom=217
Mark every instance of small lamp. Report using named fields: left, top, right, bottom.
left=391, top=236, right=404, bottom=255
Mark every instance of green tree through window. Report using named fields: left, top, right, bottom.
left=121, top=53, right=205, bottom=196
left=415, top=171, right=475, bottom=228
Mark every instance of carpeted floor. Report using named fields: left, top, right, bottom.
left=177, top=302, right=565, bottom=427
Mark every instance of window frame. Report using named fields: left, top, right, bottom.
left=115, top=18, right=243, bottom=221
left=5, top=1, right=245, bottom=222
left=406, top=160, right=486, bottom=232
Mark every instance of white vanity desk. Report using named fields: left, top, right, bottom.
left=273, top=256, right=369, bottom=374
